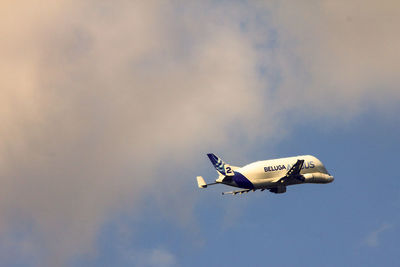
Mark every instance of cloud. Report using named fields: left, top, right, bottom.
left=146, top=248, right=177, bottom=267
left=260, top=0, right=400, bottom=118
left=0, top=0, right=399, bottom=265
left=0, top=1, right=271, bottom=265
left=122, top=247, right=177, bottom=267
left=365, top=223, right=393, bottom=247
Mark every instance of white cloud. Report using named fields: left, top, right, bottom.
left=147, top=249, right=177, bottom=267
left=121, top=246, right=177, bottom=267
left=365, top=223, right=393, bottom=247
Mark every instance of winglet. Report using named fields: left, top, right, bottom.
left=196, top=176, right=207, bottom=188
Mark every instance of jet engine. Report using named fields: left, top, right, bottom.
left=269, top=186, right=286, bottom=194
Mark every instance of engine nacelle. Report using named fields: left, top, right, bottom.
left=269, top=186, right=286, bottom=194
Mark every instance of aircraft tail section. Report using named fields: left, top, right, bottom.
left=196, top=176, right=207, bottom=188
left=207, top=153, right=234, bottom=176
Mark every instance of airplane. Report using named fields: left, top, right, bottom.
left=196, top=153, right=334, bottom=195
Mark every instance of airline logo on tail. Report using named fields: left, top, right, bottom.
left=207, top=153, right=233, bottom=176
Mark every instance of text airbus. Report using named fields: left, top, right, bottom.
left=264, top=161, right=315, bottom=172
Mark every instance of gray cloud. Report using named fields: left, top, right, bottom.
left=0, top=1, right=271, bottom=265
left=0, top=0, right=399, bottom=265
left=261, top=0, right=400, bottom=118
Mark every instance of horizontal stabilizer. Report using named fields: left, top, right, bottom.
left=196, top=176, right=207, bottom=188
left=196, top=176, right=218, bottom=189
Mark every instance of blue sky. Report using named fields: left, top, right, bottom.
left=1, top=1, right=400, bottom=266
left=72, top=108, right=400, bottom=267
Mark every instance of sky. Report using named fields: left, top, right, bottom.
left=0, top=1, right=399, bottom=266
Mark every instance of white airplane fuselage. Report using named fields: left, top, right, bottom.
left=219, top=155, right=333, bottom=189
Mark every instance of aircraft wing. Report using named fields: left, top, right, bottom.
left=222, top=189, right=252, bottom=195
left=273, top=159, right=305, bottom=184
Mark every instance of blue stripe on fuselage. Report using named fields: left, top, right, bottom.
left=233, top=171, right=254, bottom=189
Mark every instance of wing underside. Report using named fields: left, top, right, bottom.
left=273, top=159, right=305, bottom=185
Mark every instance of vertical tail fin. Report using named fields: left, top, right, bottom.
left=207, top=153, right=234, bottom=176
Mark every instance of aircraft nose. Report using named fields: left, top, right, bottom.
left=328, top=175, right=334, bottom=183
